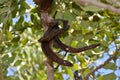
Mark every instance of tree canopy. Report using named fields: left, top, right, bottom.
left=0, top=0, right=120, bottom=80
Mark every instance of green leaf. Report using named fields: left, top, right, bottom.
left=72, top=2, right=82, bottom=11
left=0, top=46, right=5, bottom=54
left=101, top=41, right=109, bottom=48
left=105, top=31, right=113, bottom=41
left=6, top=31, right=13, bottom=40
left=2, top=55, right=9, bottom=62
left=83, top=31, right=94, bottom=40
left=24, top=21, right=33, bottom=28
left=56, top=11, right=76, bottom=21
left=21, top=38, right=28, bottom=45
left=76, top=55, right=85, bottom=64
left=81, top=21, right=90, bottom=30
left=0, top=0, right=7, bottom=4
left=12, top=5, right=18, bottom=18
left=67, top=69, right=73, bottom=78
left=11, top=36, right=20, bottom=43
left=30, top=14, right=38, bottom=23
left=14, top=60, right=22, bottom=66
left=81, top=5, right=101, bottom=12
left=103, top=62, right=116, bottom=70
left=8, top=54, right=16, bottom=63
left=98, top=73, right=116, bottom=80
left=20, top=1, right=30, bottom=9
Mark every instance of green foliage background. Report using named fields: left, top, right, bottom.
left=0, top=0, right=120, bottom=80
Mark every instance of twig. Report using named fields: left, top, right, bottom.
left=84, top=48, right=119, bottom=80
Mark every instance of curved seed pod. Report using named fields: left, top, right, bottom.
left=41, top=41, right=73, bottom=66
left=54, top=37, right=100, bottom=53
left=38, top=19, right=73, bottom=66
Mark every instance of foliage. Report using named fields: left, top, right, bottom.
left=0, top=0, right=120, bottom=80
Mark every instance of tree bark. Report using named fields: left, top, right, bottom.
left=41, top=12, right=54, bottom=80
left=33, top=0, right=54, bottom=80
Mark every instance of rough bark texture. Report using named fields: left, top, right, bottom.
left=33, top=0, right=54, bottom=80
left=41, top=13, right=54, bottom=80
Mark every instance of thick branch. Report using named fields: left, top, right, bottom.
left=33, top=0, right=54, bottom=80
left=75, top=0, right=120, bottom=14
left=111, top=0, right=120, bottom=6
left=40, top=13, right=54, bottom=80
left=41, top=13, right=53, bottom=31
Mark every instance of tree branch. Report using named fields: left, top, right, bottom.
left=33, top=0, right=54, bottom=80
left=84, top=48, right=120, bottom=80
left=75, top=0, right=120, bottom=14
left=111, top=0, right=120, bottom=6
